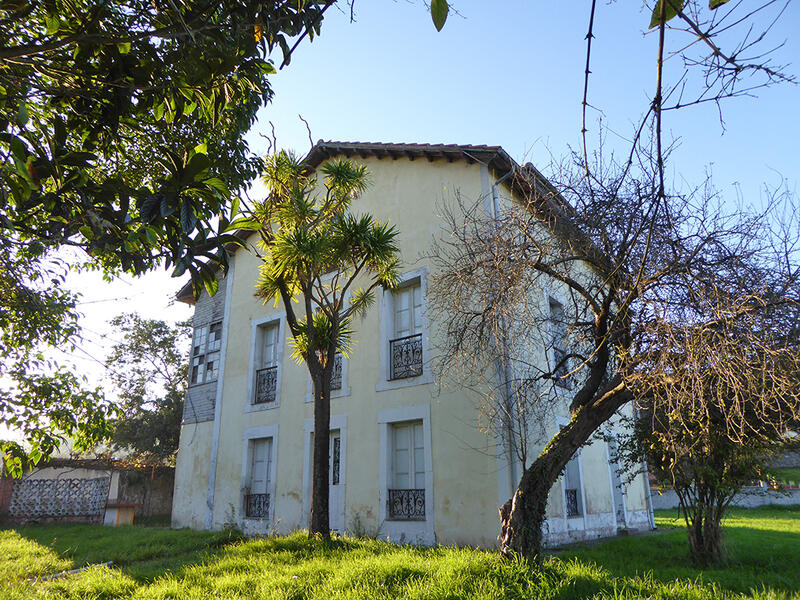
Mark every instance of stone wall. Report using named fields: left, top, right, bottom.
left=117, top=468, right=175, bottom=518
left=652, top=486, right=800, bottom=510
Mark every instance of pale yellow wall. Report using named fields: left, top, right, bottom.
left=172, top=421, right=213, bottom=529
left=176, top=153, right=651, bottom=545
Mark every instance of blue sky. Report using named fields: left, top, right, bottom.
left=252, top=1, right=799, bottom=204
left=12, top=1, right=795, bottom=443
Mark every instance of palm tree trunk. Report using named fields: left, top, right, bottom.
left=309, top=369, right=331, bottom=539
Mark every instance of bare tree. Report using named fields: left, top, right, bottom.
left=623, top=199, right=800, bottom=565
left=428, top=135, right=800, bottom=560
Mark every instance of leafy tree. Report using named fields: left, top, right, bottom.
left=625, top=279, right=800, bottom=565
left=0, top=0, right=338, bottom=470
left=0, top=241, right=111, bottom=477
left=106, top=314, right=190, bottom=467
left=247, top=150, right=399, bottom=539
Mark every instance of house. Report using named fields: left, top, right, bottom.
left=171, top=141, right=655, bottom=547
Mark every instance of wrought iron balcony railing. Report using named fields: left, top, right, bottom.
left=330, top=353, right=343, bottom=391
left=254, top=366, right=278, bottom=405
left=389, top=334, right=423, bottom=380
left=387, top=488, right=425, bottom=520
left=565, top=488, right=580, bottom=517
left=245, top=493, right=270, bottom=518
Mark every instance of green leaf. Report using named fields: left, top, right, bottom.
left=431, top=0, right=449, bottom=31
left=45, top=13, right=60, bottom=35
left=117, top=42, right=131, bottom=54
left=180, top=200, right=197, bottom=233
left=205, top=177, right=229, bottom=196
left=225, top=217, right=262, bottom=232
left=709, top=0, right=730, bottom=8
left=202, top=271, right=219, bottom=297
left=144, top=226, right=159, bottom=245
left=649, top=0, right=685, bottom=29
left=184, top=153, right=210, bottom=181
left=172, top=259, right=187, bottom=277
left=15, top=103, right=28, bottom=127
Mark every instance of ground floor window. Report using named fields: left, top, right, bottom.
left=388, top=421, right=425, bottom=520
left=245, top=437, right=272, bottom=519
left=563, top=453, right=583, bottom=518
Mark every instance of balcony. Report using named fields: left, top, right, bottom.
left=245, top=493, right=270, bottom=518
left=389, top=334, right=423, bottom=380
left=387, top=488, right=425, bottom=520
left=254, top=366, right=278, bottom=405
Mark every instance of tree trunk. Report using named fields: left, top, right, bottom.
left=686, top=504, right=727, bottom=566
left=499, top=396, right=628, bottom=561
left=309, top=369, right=331, bottom=539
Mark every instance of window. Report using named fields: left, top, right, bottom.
left=388, top=421, right=425, bottom=520
left=390, top=282, right=423, bottom=380
left=548, top=298, right=571, bottom=389
left=563, top=453, right=583, bottom=517
left=254, top=323, right=279, bottom=405
left=244, top=438, right=272, bottom=519
left=190, top=321, right=222, bottom=385
left=330, top=352, right=343, bottom=391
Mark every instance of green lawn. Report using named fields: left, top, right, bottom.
left=769, top=468, right=800, bottom=485
left=1, top=507, right=798, bottom=599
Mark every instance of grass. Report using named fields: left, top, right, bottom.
left=0, top=507, right=797, bottom=599
left=768, top=468, right=800, bottom=485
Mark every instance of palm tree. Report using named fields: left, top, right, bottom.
left=247, top=150, right=399, bottom=538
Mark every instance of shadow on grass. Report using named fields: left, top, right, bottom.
left=12, top=523, right=243, bottom=583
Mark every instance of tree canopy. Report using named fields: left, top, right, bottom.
left=0, top=0, right=338, bottom=473
left=106, top=314, right=190, bottom=467
left=247, top=150, right=399, bottom=539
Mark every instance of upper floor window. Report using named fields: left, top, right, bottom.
left=548, top=298, right=571, bottom=389
left=390, top=282, right=423, bottom=380
left=254, top=322, right=279, bottom=405
left=190, top=321, right=222, bottom=385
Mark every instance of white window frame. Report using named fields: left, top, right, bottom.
left=541, top=287, right=572, bottom=396
left=378, top=404, right=434, bottom=544
left=377, top=267, right=433, bottom=392
left=246, top=313, right=285, bottom=412
left=304, top=351, right=351, bottom=402
left=240, top=424, right=279, bottom=524
left=556, top=416, right=587, bottom=526
left=604, top=429, right=629, bottom=529
left=547, top=296, right=571, bottom=389
left=301, top=414, right=348, bottom=526
left=190, top=320, right=223, bottom=386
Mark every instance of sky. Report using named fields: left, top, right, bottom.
left=9, top=1, right=797, bottom=440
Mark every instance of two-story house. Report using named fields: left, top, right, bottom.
left=171, top=141, right=655, bottom=547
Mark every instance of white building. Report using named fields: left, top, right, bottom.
left=171, top=141, right=654, bottom=547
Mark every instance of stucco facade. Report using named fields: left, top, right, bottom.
left=171, top=142, right=654, bottom=547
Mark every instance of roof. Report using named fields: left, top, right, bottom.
left=176, top=140, right=578, bottom=303
left=305, top=141, right=504, bottom=167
